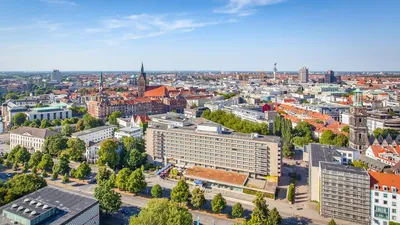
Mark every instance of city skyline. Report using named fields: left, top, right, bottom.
left=0, top=0, right=399, bottom=71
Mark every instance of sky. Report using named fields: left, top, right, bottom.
left=0, top=0, right=399, bottom=71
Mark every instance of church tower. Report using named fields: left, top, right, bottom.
left=99, top=71, right=104, bottom=91
left=138, top=63, right=147, bottom=97
left=349, top=89, right=369, bottom=151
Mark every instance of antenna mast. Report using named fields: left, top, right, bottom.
left=273, top=63, right=277, bottom=81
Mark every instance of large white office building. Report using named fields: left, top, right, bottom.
left=71, top=125, right=116, bottom=145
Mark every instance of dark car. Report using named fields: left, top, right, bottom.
left=88, top=178, right=97, bottom=184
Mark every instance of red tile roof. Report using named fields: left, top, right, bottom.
left=369, top=171, right=400, bottom=193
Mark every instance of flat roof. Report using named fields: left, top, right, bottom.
left=308, top=143, right=342, bottom=167
left=72, top=125, right=116, bottom=136
left=32, top=107, right=65, bottom=112
left=184, top=166, right=248, bottom=186
left=0, top=187, right=97, bottom=225
left=320, top=162, right=369, bottom=176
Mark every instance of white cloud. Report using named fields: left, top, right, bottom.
left=0, top=21, right=61, bottom=32
left=39, top=0, right=77, bottom=6
left=214, top=0, right=286, bottom=15
left=87, top=13, right=237, bottom=42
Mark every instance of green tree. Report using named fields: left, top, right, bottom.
left=268, top=207, right=282, bottom=224
left=75, top=162, right=91, bottom=180
left=333, top=133, right=348, bottom=147
left=31, top=166, right=37, bottom=175
left=342, top=125, right=349, bottom=133
left=12, top=162, right=18, bottom=171
left=191, top=187, right=206, bottom=209
left=22, top=163, right=28, bottom=172
left=4, top=174, right=46, bottom=203
left=351, top=160, right=368, bottom=169
left=69, top=168, right=76, bottom=178
left=58, top=153, right=70, bottom=174
left=40, top=119, right=52, bottom=128
left=287, top=183, right=295, bottom=203
left=319, top=130, right=336, bottom=145
left=5, top=92, right=19, bottom=100
left=37, top=154, right=54, bottom=172
left=94, top=182, right=122, bottom=215
left=116, top=168, right=132, bottom=191
left=151, top=184, right=163, bottom=198
left=15, top=147, right=30, bottom=164
left=65, top=138, right=85, bottom=161
left=42, top=134, right=68, bottom=156
left=211, top=193, right=226, bottom=213
left=62, top=173, right=69, bottom=183
left=51, top=118, right=62, bottom=126
left=109, top=173, right=116, bottom=187
left=96, top=166, right=112, bottom=184
left=129, top=198, right=192, bottom=225
left=108, top=111, right=122, bottom=125
left=75, top=119, right=85, bottom=131
left=127, top=168, right=147, bottom=193
left=51, top=171, right=58, bottom=180
left=12, top=112, right=26, bottom=126
left=282, top=142, right=295, bottom=158
left=171, top=179, right=190, bottom=203
left=328, top=219, right=337, bottom=225
left=124, top=149, right=147, bottom=170
left=248, top=192, right=269, bottom=225
left=97, top=139, right=120, bottom=169
left=61, top=124, right=74, bottom=136
left=41, top=170, right=48, bottom=177
left=232, top=203, right=244, bottom=218
left=28, top=151, right=42, bottom=168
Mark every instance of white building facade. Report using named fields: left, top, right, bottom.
left=10, top=127, right=58, bottom=152
left=71, top=125, right=116, bottom=145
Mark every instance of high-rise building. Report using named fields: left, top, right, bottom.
left=299, top=67, right=309, bottom=83
left=319, top=162, right=370, bottom=224
left=145, top=122, right=282, bottom=177
left=99, top=71, right=103, bottom=91
left=324, top=70, right=335, bottom=83
left=138, top=63, right=147, bottom=97
left=51, top=69, right=62, bottom=82
left=349, top=89, right=369, bottom=151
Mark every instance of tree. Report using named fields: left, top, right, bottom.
left=31, top=166, right=37, bottom=175
left=282, top=142, right=295, bottom=158
left=94, top=182, right=122, bottom=215
left=129, top=198, right=192, bottom=225
left=40, top=119, right=52, bottom=128
left=109, top=173, right=116, bottom=187
left=124, top=149, right=147, bottom=170
left=75, top=119, right=85, bottom=131
left=41, top=170, right=48, bottom=177
left=22, top=163, right=28, bottom=172
left=97, top=139, right=120, bottom=169
left=28, top=151, right=42, bottom=168
left=42, top=134, right=68, bottom=156
left=191, top=187, right=206, bottom=208
left=171, top=179, right=190, bottom=203
left=12, top=162, right=18, bottom=171
left=65, top=138, right=85, bottom=161
left=108, top=111, right=122, bottom=125
left=320, top=130, right=336, bottom=145
left=61, top=124, right=74, bottom=137
left=287, top=183, right=295, bottom=203
left=75, top=162, right=92, bottom=180
left=96, top=166, right=112, bottom=184
left=62, top=173, right=69, bottom=183
left=232, top=203, right=244, bottom=218
left=328, top=219, right=337, bottom=225
left=5, top=92, right=18, bottom=100
left=4, top=174, right=46, bottom=203
left=211, top=193, right=226, bottom=213
left=342, top=125, right=349, bottom=133
left=151, top=184, right=163, bottom=198
left=69, top=168, right=76, bottom=178
left=37, top=154, right=54, bottom=172
left=116, top=168, right=132, bottom=191
left=333, top=133, right=348, bottom=147
left=351, top=160, right=368, bottom=169
left=15, top=147, right=30, bottom=164
left=128, top=169, right=147, bottom=193
left=12, top=113, right=26, bottom=126
left=58, top=153, right=70, bottom=174
left=248, top=192, right=269, bottom=224
left=52, top=118, right=62, bottom=126
left=268, top=207, right=282, bottom=224
left=51, top=171, right=58, bottom=180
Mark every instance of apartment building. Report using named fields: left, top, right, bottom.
left=370, top=171, right=400, bottom=225
left=145, top=122, right=282, bottom=178
left=10, top=127, right=58, bottom=152
left=114, top=127, right=142, bottom=139
left=71, top=125, right=116, bottom=145
left=306, top=143, right=361, bottom=202
left=24, top=106, right=72, bottom=121
left=320, top=162, right=370, bottom=224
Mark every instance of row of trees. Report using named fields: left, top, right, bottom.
left=202, top=110, right=269, bottom=135
left=373, top=128, right=399, bottom=139
left=12, top=113, right=80, bottom=128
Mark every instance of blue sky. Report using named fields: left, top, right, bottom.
left=0, top=0, right=399, bottom=71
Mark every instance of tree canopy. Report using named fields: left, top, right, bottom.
left=108, top=111, right=122, bottom=126
left=191, top=187, right=206, bottom=208
left=129, top=198, right=192, bottom=225
left=94, top=182, right=121, bottom=215
left=211, top=193, right=226, bottom=213
left=171, top=179, right=190, bottom=203
left=151, top=184, right=163, bottom=198
left=65, top=138, right=85, bottom=161
left=12, top=113, right=27, bottom=126
left=74, top=162, right=91, bottom=180
left=97, top=139, right=120, bottom=169
left=42, top=134, right=68, bottom=156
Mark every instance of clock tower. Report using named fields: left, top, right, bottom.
left=349, top=89, right=369, bottom=152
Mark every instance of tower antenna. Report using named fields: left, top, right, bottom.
left=273, top=63, right=277, bottom=80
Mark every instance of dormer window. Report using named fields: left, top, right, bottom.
left=392, top=187, right=397, bottom=193
left=383, top=185, right=388, bottom=191
left=374, top=184, right=379, bottom=190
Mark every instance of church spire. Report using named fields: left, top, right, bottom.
left=141, top=62, right=144, bottom=74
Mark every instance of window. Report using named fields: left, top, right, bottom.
left=384, top=194, right=388, bottom=198
left=392, top=209, right=396, bottom=213
left=375, top=192, right=379, bottom=197
left=393, top=216, right=397, bottom=221
left=393, top=195, right=397, bottom=199
left=375, top=199, right=379, bottom=203
left=393, top=202, right=397, bottom=207
left=384, top=200, right=388, bottom=205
